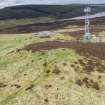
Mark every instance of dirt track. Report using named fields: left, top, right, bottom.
left=22, top=41, right=105, bottom=60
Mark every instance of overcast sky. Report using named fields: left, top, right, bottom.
left=0, top=0, right=105, bottom=8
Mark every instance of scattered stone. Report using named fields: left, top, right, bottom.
left=36, top=31, right=52, bottom=38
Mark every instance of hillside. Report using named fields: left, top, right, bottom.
left=0, top=5, right=105, bottom=104
left=0, top=4, right=105, bottom=20
left=0, top=4, right=104, bottom=34
left=0, top=16, right=105, bottom=34
left=0, top=2, right=105, bottom=105
left=0, top=31, right=105, bottom=105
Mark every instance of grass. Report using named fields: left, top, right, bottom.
left=99, top=31, right=105, bottom=42
left=0, top=33, right=74, bottom=56
left=0, top=33, right=105, bottom=105
left=0, top=34, right=78, bottom=105
left=0, top=17, right=55, bottom=29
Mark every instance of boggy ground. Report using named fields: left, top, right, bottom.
left=23, top=41, right=105, bottom=60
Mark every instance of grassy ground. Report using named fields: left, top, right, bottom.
left=99, top=32, right=105, bottom=42
left=0, top=32, right=105, bottom=105
left=0, top=17, right=55, bottom=29
left=0, top=33, right=74, bottom=56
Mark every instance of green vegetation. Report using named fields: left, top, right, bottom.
left=0, top=17, right=55, bottom=29
left=0, top=4, right=104, bottom=33
left=99, top=31, right=105, bottom=42
left=0, top=34, right=79, bottom=105
left=0, top=4, right=105, bottom=20
left=0, top=34, right=105, bottom=105
left=0, top=3, right=105, bottom=104
left=0, top=33, right=74, bottom=56
left=0, top=48, right=79, bottom=105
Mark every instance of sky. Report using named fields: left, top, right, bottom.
left=0, top=0, right=105, bottom=8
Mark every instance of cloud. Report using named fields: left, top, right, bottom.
left=0, top=0, right=105, bottom=8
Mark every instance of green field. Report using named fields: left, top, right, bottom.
left=0, top=33, right=105, bottom=105
left=0, top=17, right=55, bottom=30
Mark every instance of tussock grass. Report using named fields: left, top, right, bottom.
left=0, top=34, right=105, bottom=105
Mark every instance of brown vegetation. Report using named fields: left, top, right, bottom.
left=22, top=41, right=105, bottom=60
left=0, top=17, right=105, bottom=34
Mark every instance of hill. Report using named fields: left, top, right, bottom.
left=0, top=32, right=105, bottom=105
left=0, top=4, right=105, bottom=20
left=0, top=16, right=105, bottom=34
left=0, top=3, right=105, bottom=105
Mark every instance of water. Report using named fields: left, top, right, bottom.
left=72, top=12, right=105, bottom=20
left=58, top=12, right=105, bottom=21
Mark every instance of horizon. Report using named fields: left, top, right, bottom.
left=0, top=0, right=105, bottom=8
left=1, top=3, right=105, bottom=9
